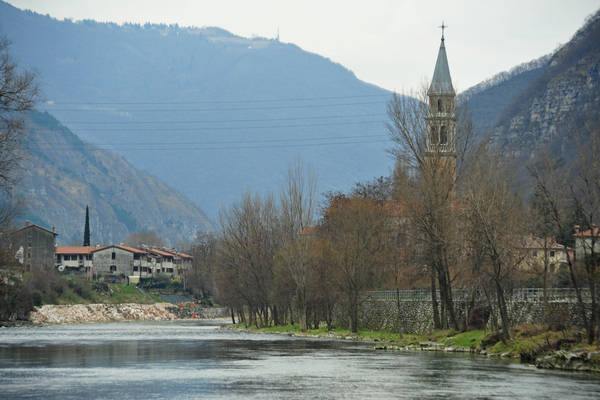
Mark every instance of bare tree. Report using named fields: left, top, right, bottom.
left=187, top=231, right=218, bottom=301
left=530, top=154, right=590, bottom=338
left=216, top=192, right=279, bottom=327
left=0, top=37, right=38, bottom=191
left=275, top=159, right=317, bottom=330
left=569, top=117, right=600, bottom=342
left=461, top=145, right=527, bottom=341
left=321, top=198, right=388, bottom=332
left=0, top=37, right=38, bottom=245
left=387, top=88, right=473, bottom=330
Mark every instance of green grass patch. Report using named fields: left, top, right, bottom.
left=442, top=330, right=486, bottom=347
left=46, top=279, right=156, bottom=305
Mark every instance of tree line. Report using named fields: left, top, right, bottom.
left=186, top=88, right=600, bottom=343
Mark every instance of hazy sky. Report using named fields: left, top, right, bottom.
left=7, top=0, right=600, bottom=92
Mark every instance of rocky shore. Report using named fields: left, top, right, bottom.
left=28, top=303, right=229, bottom=324
left=228, top=326, right=600, bottom=374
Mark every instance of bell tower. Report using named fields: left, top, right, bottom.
left=425, top=23, right=457, bottom=175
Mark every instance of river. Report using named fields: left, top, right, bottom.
left=1, top=320, right=599, bottom=399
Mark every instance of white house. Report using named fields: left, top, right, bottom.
left=55, top=245, right=101, bottom=273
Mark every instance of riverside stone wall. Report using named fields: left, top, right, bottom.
left=29, top=303, right=229, bottom=324
left=356, top=297, right=590, bottom=334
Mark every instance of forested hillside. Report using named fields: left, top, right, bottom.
left=18, top=111, right=212, bottom=245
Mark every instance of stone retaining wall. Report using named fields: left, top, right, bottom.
left=356, top=297, right=590, bottom=333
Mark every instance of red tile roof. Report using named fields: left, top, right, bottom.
left=159, top=248, right=193, bottom=259
left=150, top=248, right=176, bottom=258
left=573, top=227, right=600, bottom=238
left=521, top=236, right=566, bottom=250
left=91, top=245, right=147, bottom=254
left=56, top=246, right=104, bottom=255
left=116, top=245, right=147, bottom=254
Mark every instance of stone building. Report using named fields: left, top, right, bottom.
left=9, top=221, right=57, bottom=270
left=91, top=245, right=151, bottom=279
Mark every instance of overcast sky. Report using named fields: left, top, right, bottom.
left=7, top=0, right=600, bottom=92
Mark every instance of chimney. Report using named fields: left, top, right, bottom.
left=25, top=220, right=29, bottom=226
left=52, top=226, right=55, bottom=233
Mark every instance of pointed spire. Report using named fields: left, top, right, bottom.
left=428, top=31, right=455, bottom=96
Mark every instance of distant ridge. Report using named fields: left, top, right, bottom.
left=0, top=1, right=394, bottom=217
left=17, top=111, right=213, bottom=245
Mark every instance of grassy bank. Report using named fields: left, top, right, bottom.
left=52, top=279, right=163, bottom=305
left=230, top=323, right=599, bottom=362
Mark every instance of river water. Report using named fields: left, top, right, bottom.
left=1, top=321, right=599, bottom=399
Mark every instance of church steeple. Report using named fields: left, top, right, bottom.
left=428, top=35, right=455, bottom=96
left=426, top=27, right=456, bottom=156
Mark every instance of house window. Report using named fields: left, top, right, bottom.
left=111, top=252, right=116, bottom=260
left=86, top=255, right=91, bottom=260
left=142, top=267, right=148, bottom=272
left=532, top=251, right=538, bottom=257
left=133, top=266, right=138, bottom=272
left=437, top=98, right=442, bottom=112
left=550, top=251, right=555, bottom=257
left=110, top=265, right=117, bottom=272
left=56, top=255, right=61, bottom=263
left=167, top=268, right=174, bottom=273
left=79, top=255, right=83, bottom=260
left=157, top=268, right=161, bottom=273
left=134, top=254, right=140, bottom=260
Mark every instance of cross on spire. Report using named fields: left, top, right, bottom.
left=439, top=21, right=447, bottom=40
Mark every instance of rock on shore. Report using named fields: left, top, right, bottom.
left=29, top=303, right=180, bottom=324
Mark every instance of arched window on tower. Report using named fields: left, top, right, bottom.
left=437, top=99, right=442, bottom=113
left=431, top=126, right=439, bottom=145
left=440, top=125, right=448, bottom=145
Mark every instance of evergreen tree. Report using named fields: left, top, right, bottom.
left=83, top=205, right=90, bottom=246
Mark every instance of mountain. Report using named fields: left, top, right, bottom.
left=0, top=2, right=394, bottom=217
left=459, top=54, right=551, bottom=134
left=461, top=10, right=600, bottom=159
left=18, top=111, right=213, bottom=245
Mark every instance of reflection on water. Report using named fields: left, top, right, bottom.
left=1, top=321, right=599, bottom=399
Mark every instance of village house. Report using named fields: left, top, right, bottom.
left=163, top=248, right=193, bottom=279
left=9, top=221, right=57, bottom=270
left=55, top=245, right=102, bottom=273
left=520, top=235, right=570, bottom=273
left=91, top=245, right=151, bottom=279
left=148, top=248, right=176, bottom=277
left=573, top=225, right=600, bottom=263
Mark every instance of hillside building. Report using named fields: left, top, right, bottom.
left=91, top=245, right=151, bottom=279
left=9, top=221, right=57, bottom=270
left=573, top=226, right=600, bottom=263
left=55, top=245, right=101, bottom=273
